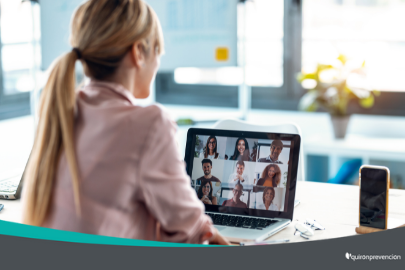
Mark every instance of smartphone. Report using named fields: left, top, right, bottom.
left=359, top=165, right=390, bottom=230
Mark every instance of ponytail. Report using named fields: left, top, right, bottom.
left=23, top=50, right=81, bottom=226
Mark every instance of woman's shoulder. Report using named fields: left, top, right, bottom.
left=270, top=203, right=280, bottom=211
left=115, top=104, right=177, bottom=152
left=256, top=203, right=265, bottom=209
left=128, top=104, right=176, bottom=131
left=256, top=178, right=265, bottom=185
left=135, top=103, right=168, bottom=120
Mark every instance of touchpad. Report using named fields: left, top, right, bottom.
left=214, top=226, right=226, bottom=232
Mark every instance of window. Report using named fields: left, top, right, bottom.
left=0, top=0, right=40, bottom=120
left=302, top=0, right=405, bottom=115
left=156, top=0, right=297, bottom=109
left=251, top=0, right=301, bottom=110
left=157, top=0, right=405, bottom=116
left=303, top=0, right=405, bottom=92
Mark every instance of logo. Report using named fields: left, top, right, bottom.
left=345, top=252, right=401, bottom=261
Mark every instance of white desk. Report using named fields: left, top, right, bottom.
left=2, top=181, right=405, bottom=243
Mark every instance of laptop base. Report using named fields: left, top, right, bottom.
left=214, top=218, right=290, bottom=243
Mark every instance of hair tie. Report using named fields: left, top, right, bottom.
left=72, top=48, right=82, bottom=59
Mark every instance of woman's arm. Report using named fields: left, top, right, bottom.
left=137, top=107, right=223, bottom=244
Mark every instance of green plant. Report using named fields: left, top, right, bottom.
left=194, top=135, right=203, bottom=157
left=297, top=55, right=380, bottom=116
left=283, top=171, right=288, bottom=187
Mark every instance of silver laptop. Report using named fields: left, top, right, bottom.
left=0, top=174, right=23, bottom=200
left=185, top=128, right=301, bottom=243
left=0, top=154, right=29, bottom=200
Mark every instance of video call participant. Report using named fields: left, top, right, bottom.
left=229, top=138, right=252, bottom=162
left=197, top=180, right=218, bottom=205
left=221, top=183, right=248, bottom=208
left=257, top=140, right=284, bottom=164
left=200, top=136, right=223, bottom=159
left=256, top=187, right=279, bottom=211
left=196, top=159, right=221, bottom=183
left=256, top=164, right=281, bottom=187
left=227, top=159, right=250, bottom=185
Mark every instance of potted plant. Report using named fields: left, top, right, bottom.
left=297, top=55, right=379, bottom=139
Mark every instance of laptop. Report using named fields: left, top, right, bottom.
left=0, top=153, right=29, bottom=200
left=0, top=174, right=24, bottom=200
left=185, top=128, right=301, bottom=243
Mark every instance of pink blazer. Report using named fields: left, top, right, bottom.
left=42, top=81, right=214, bottom=243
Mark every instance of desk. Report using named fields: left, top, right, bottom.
left=2, top=181, right=405, bottom=243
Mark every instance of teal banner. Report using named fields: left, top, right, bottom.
left=0, top=220, right=206, bottom=247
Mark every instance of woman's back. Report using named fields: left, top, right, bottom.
left=23, top=0, right=228, bottom=245
left=43, top=81, right=211, bottom=242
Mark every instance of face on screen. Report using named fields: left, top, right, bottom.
left=208, top=138, right=216, bottom=151
left=202, top=163, right=212, bottom=176
left=233, top=185, right=243, bottom=200
left=360, top=168, right=387, bottom=229
left=236, top=164, right=244, bottom=175
left=268, top=167, right=276, bottom=178
left=264, top=189, right=274, bottom=203
left=237, top=140, right=245, bottom=155
left=270, top=145, right=282, bottom=161
left=202, top=182, right=210, bottom=196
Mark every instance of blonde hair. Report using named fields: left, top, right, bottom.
left=23, top=0, right=164, bottom=226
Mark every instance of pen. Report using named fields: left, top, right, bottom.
left=240, top=239, right=289, bottom=246
left=0, top=204, right=4, bottom=212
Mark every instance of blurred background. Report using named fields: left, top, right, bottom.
left=1, top=0, right=405, bottom=188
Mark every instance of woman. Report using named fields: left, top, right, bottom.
left=22, top=0, right=228, bottom=245
left=197, top=180, right=218, bottom=205
left=201, top=136, right=222, bottom=159
left=256, top=187, right=279, bottom=211
left=229, top=138, right=251, bottom=161
left=256, top=164, right=281, bottom=187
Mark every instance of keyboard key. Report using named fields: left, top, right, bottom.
left=206, top=213, right=279, bottom=230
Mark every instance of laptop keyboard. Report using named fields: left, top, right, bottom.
left=0, top=178, right=19, bottom=193
left=207, top=213, right=278, bottom=230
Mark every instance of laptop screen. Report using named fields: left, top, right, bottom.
left=185, top=128, right=300, bottom=220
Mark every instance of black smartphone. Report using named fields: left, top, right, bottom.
left=359, top=165, right=390, bottom=230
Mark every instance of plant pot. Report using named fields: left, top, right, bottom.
left=330, top=115, right=350, bottom=139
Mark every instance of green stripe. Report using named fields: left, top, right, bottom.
left=0, top=220, right=208, bottom=247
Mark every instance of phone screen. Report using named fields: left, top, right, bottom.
left=360, top=168, right=387, bottom=229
